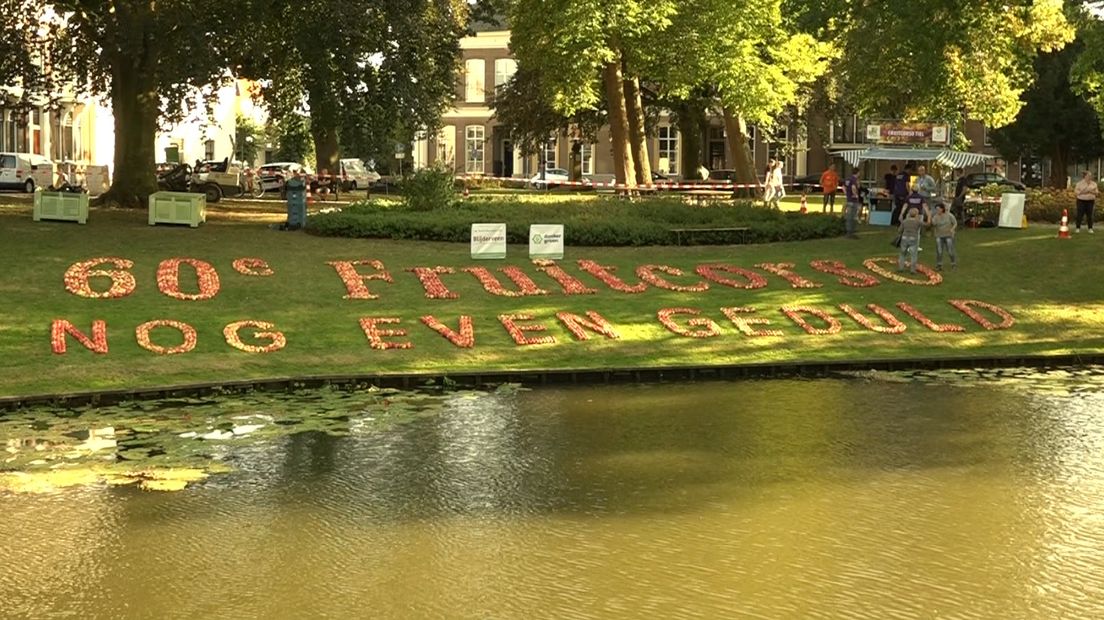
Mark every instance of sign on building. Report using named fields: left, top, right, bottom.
left=866, top=123, right=950, bottom=145
left=528, top=224, right=564, bottom=260
left=471, top=223, right=507, bottom=259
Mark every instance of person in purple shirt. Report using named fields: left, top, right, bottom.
left=892, top=165, right=912, bottom=225
left=843, top=166, right=862, bottom=239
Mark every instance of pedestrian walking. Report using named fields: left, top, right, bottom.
left=931, top=203, right=958, bottom=270
left=1074, top=170, right=1097, bottom=233
left=762, top=159, right=776, bottom=205
left=843, top=166, right=862, bottom=239
left=897, top=208, right=924, bottom=274
left=820, top=164, right=840, bottom=213
left=768, top=160, right=785, bottom=208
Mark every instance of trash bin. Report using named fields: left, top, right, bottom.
left=285, top=177, right=307, bottom=229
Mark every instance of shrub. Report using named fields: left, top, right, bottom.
left=403, top=166, right=458, bottom=211
left=306, top=197, right=846, bottom=246
left=1024, top=187, right=1075, bottom=223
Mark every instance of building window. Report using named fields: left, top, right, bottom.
left=30, top=108, right=42, bottom=155
left=494, top=58, right=517, bottom=90
left=0, top=110, right=8, bottom=151
left=436, top=125, right=456, bottom=167
left=465, top=59, right=486, bottom=103
left=581, top=143, right=594, bottom=175
left=983, top=125, right=992, bottom=146
left=830, top=115, right=860, bottom=144
left=14, top=113, right=27, bottom=152
left=205, top=139, right=216, bottom=161
left=542, top=137, right=557, bottom=169
left=466, top=125, right=485, bottom=174
left=658, top=126, right=679, bottom=175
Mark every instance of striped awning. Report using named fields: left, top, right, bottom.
left=834, top=147, right=994, bottom=169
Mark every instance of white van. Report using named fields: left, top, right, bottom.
left=339, top=158, right=381, bottom=191
left=0, top=153, right=54, bottom=192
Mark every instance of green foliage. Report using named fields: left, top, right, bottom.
left=507, top=0, right=678, bottom=116
left=266, top=114, right=315, bottom=167
left=657, top=0, right=833, bottom=127
left=234, top=115, right=262, bottom=165
left=1024, top=187, right=1080, bottom=222
left=993, top=29, right=1104, bottom=186
left=306, top=197, right=846, bottom=245
left=403, top=166, right=460, bottom=211
left=787, top=0, right=1075, bottom=128
left=493, top=64, right=606, bottom=158
left=243, top=0, right=468, bottom=169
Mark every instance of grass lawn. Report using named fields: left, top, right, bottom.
left=1, top=196, right=1102, bottom=399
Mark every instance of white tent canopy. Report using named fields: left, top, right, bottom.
left=834, top=147, right=994, bottom=169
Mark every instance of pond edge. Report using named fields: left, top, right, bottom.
left=3, top=352, right=1103, bottom=412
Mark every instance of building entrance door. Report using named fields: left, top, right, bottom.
left=502, top=140, right=514, bottom=177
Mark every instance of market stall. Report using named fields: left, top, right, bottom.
left=833, top=147, right=996, bottom=226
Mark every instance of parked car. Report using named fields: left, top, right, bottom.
left=961, top=172, right=1025, bottom=191
left=0, top=152, right=54, bottom=192
left=792, top=173, right=823, bottom=191
left=257, top=162, right=311, bottom=193
left=530, top=168, right=570, bottom=188
left=339, top=158, right=381, bottom=191
left=706, top=169, right=737, bottom=183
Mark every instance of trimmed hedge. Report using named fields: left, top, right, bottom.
left=305, top=197, right=847, bottom=246
left=969, top=187, right=1077, bottom=224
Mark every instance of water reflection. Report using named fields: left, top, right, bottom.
left=2, top=368, right=1104, bottom=618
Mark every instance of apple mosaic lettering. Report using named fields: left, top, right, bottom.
left=49, top=256, right=1019, bottom=355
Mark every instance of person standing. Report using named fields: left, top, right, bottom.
left=892, top=165, right=911, bottom=225
left=769, top=160, right=785, bottom=208
left=897, top=208, right=924, bottom=274
left=915, top=165, right=937, bottom=207
left=885, top=164, right=898, bottom=194
left=843, top=166, right=862, bottom=239
left=1074, top=170, right=1098, bottom=233
left=931, top=204, right=958, bottom=270
left=951, top=168, right=969, bottom=222
left=820, top=164, right=840, bottom=213
left=762, top=159, right=777, bottom=205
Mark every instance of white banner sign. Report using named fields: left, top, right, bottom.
left=529, top=224, right=565, bottom=260
left=471, top=223, right=507, bottom=259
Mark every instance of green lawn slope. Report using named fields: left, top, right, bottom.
left=1, top=200, right=1101, bottom=398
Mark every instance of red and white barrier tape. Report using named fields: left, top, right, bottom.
left=456, top=174, right=770, bottom=191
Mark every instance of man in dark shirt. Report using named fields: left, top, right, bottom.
left=951, top=168, right=969, bottom=222
left=892, top=165, right=911, bottom=225
left=884, top=165, right=897, bottom=193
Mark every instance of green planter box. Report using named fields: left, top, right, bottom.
left=33, top=191, right=89, bottom=224
left=148, top=191, right=206, bottom=228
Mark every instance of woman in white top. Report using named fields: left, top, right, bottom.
left=1074, top=170, right=1098, bottom=233
left=768, top=161, right=785, bottom=208
left=762, top=159, right=777, bottom=205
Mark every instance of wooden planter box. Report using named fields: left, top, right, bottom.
left=33, top=191, right=89, bottom=224
left=148, top=191, right=206, bottom=227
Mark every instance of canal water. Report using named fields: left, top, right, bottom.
left=2, top=368, right=1104, bottom=619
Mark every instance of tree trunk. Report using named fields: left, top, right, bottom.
left=97, top=4, right=160, bottom=208
left=623, top=75, right=651, bottom=186
left=722, top=106, right=758, bottom=198
left=1049, top=144, right=1069, bottom=188
left=602, top=59, right=636, bottom=190
left=312, top=124, right=340, bottom=178
left=677, top=104, right=703, bottom=180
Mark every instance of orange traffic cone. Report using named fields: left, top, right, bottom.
left=800, top=193, right=808, bottom=214
left=1058, top=208, right=1070, bottom=239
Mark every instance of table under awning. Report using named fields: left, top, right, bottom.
left=834, top=147, right=994, bottom=169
